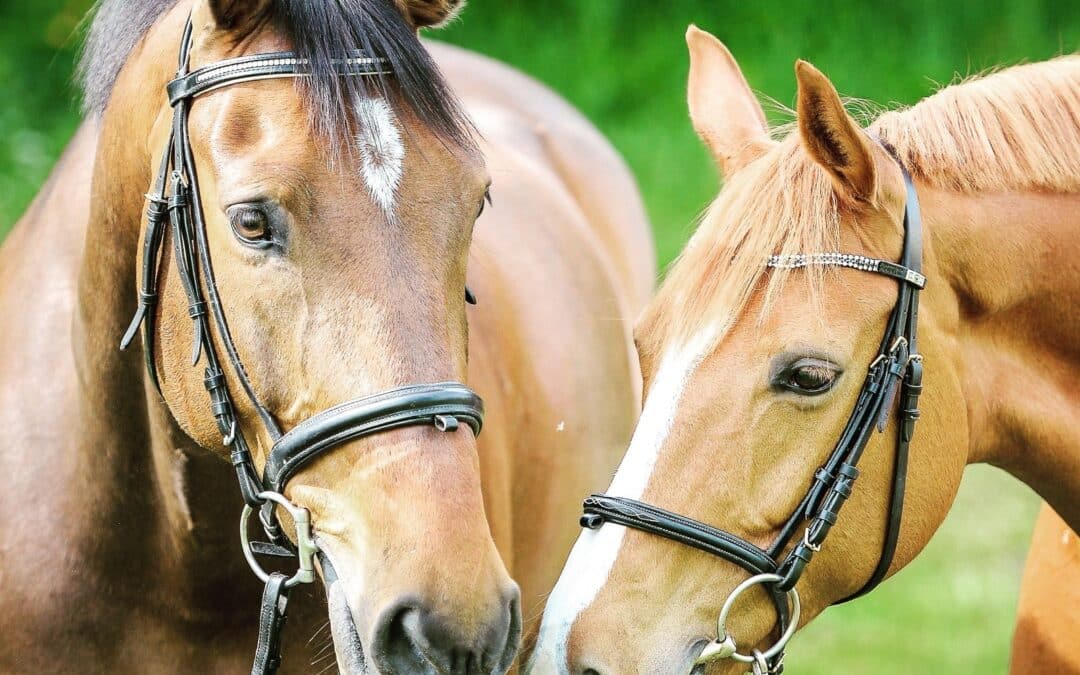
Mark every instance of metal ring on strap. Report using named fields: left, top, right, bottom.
left=696, top=573, right=801, bottom=667
left=240, top=491, right=319, bottom=589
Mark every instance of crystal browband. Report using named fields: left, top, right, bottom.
left=767, top=253, right=926, bottom=288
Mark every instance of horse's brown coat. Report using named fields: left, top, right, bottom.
left=1011, top=505, right=1080, bottom=674
left=0, top=2, right=654, bottom=672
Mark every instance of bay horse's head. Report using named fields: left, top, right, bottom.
left=138, top=0, right=517, bottom=672
left=530, top=26, right=966, bottom=674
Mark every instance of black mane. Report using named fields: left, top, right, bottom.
left=78, top=0, right=473, bottom=146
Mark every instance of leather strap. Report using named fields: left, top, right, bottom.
left=581, top=495, right=792, bottom=634
left=843, top=163, right=924, bottom=600
left=252, top=572, right=290, bottom=675
left=257, top=382, right=483, bottom=542
left=582, top=496, right=777, bottom=575
left=263, top=382, right=483, bottom=493
left=767, top=253, right=926, bottom=289
left=167, top=50, right=389, bottom=105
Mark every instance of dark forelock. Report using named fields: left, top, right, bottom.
left=78, top=0, right=474, bottom=148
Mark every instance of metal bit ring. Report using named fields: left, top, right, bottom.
left=696, top=573, right=801, bottom=666
left=239, top=490, right=319, bottom=588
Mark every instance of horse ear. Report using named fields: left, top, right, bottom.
left=399, top=0, right=466, bottom=28
left=686, top=25, right=771, bottom=177
left=204, top=0, right=274, bottom=31
left=795, top=60, right=877, bottom=203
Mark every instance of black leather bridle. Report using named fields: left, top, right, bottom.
left=120, top=18, right=485, bottom=675
left=579, top=153, right=926, bottom=674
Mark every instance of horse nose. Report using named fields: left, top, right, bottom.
left=370, top=585, right=522, bottom=675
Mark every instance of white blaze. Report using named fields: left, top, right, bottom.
left=529, top=327, right=718, bottom=673
left=354, top=97, right=404, bottom=214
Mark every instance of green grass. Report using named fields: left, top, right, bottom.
left=0, top=2, right=1062, bottom=672
left=435, top=0, right=1080, bottom=265
left=0, top=1, right=86, bottom=233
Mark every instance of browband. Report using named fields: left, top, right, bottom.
left=766, top=253, right=926, bottom=288
left=166, top=50, right=391, bottom=104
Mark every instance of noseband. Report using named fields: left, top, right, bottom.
left=580, top=154, right=925, bottom=674
left=120, top=18, right=485, bottom=675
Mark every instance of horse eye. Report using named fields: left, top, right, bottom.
left=227, top=205, right=272, bottom=246
left=778, top=359, right=841, bottom=395
left=477, top=189, right=491, bottom=219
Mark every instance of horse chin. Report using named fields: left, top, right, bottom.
left=322, top=553, right=368, bottom=674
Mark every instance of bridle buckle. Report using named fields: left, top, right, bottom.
left=888, top=336, right=908, bottom=354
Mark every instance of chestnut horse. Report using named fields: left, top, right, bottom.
left=0, top=0, right=653, bottom=672
left=529, top=26, right=1079, bottom=675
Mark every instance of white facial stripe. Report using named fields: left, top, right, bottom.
left=354, top=97, right=404, bottom=214
left=529, top=327, right=718, bottom=673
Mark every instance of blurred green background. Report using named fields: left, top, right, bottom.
left=2, top=1, right=1072, bottom=672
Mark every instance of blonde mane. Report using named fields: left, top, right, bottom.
left=651, top=55, right=1080, bottom=348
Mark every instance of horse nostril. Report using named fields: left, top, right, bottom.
left=493, top=585, right=523, bottom=673
left=371, top=603, right=435, bottom=674
left=370, top=590, right=522, bottom=675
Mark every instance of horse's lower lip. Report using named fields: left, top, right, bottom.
left=321, top=552, right=367, bottom=674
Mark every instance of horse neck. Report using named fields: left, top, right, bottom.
left=925, top=184, right=1080, bottom=528
left=73, top=4, right=254, bottom=613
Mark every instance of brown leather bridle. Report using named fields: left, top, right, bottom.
left=120, top=17, right=485, bottom=674
left=580, top=149, right=925, bottom=674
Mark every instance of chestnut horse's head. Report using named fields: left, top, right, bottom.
left=132, top=0, right=517, bottom=672
left=530, top=26, right=967, bottom=674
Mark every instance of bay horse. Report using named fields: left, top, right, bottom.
left=0, top=0, right=654, bottom=672
left=528, top=25, right=1079, bottom=675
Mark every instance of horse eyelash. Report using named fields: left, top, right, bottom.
left=478, top=187, right=492, bottom=217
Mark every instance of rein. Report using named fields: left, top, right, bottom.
left=580, top=155, right=926, bottom=674
left=120, top=18, right=485, bottom=674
